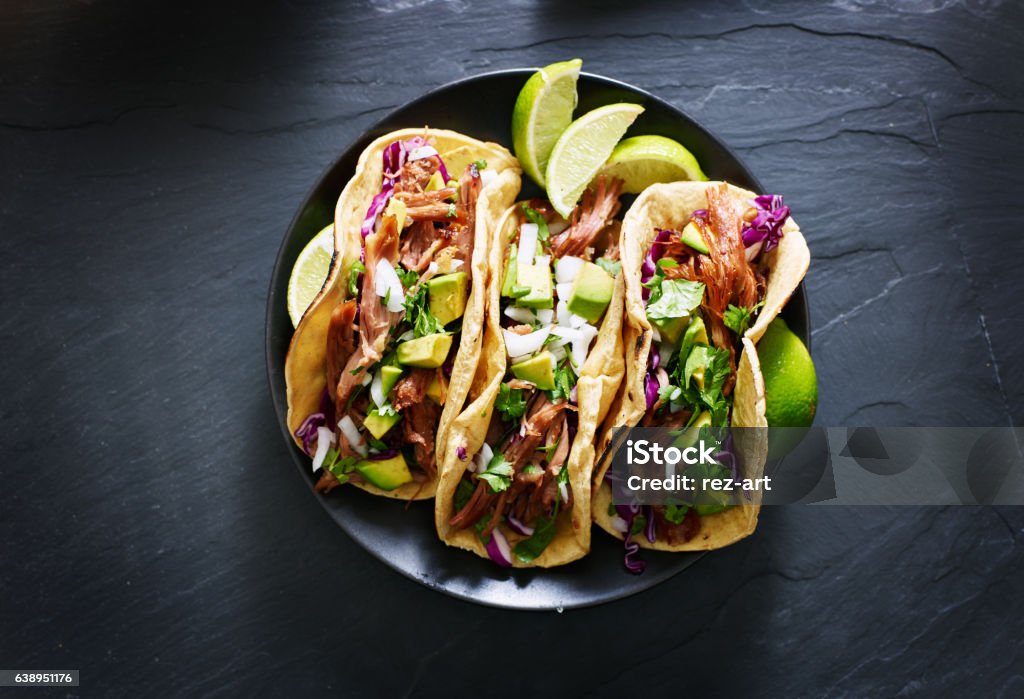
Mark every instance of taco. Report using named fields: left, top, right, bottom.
left=434, top=177, right=627, bottom=567
left=285, top=129, right=520, bottom=500
left=592, top=181, right=809, bottom=563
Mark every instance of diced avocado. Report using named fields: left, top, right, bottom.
left=681, top=221, right=709, bottom=254
left=426, top=374, right=446, bottom=404
left=397, top=333, right=453, bottom=368
left=427, top=272, right=468, bottom=326
left=363, top=409, right=401, bottom=439
left=682, top=316, right=708, bottom=347
left=380, top=365, right=403, bottom=397
left=501, top=244, right=519, bottom=298
left=425, top=171, right=446, bottom=191
left=651, top=315, right=690, bottom=345
left=511, top=351, right=556, bottom=390
left=515, top=260, right=554, bottom=309
left=695, top=500, right=729, bottom=516
left=356, top=453, right=413, bottom=490
left=673, top=410, right=713, bottom=450
left=566, top=262, right=614, bottom=322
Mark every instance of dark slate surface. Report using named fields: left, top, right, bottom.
left=2, top=1, right=1023, bottom=696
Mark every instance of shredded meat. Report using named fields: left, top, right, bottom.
left=399, top=220, right=442, bottom=272
left=663, top=183, right=763, bottom=388
left=654, top=506, right=701, bottom=544
left=393, top=158, right=438, bottom=195
left=403, top=399, right=440, bottom=479
left=550, top=176, right=623, bottom=258
left=325, top=299, right=357, bottom=402
left=453, top=165, right=481, bottom=263
left=395, top=189, right=460, bottom=222
left=360, top=214, right=402, bottom=366
left=392, top=369, right=433, bottom=411
left=507, top=324, right=533, bottom=336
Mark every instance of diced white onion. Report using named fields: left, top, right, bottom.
left=570, top=324, right=598, bottom=369
left=503, top=326, right=550, bottom=358
left=549, top=345, right=567, bottom=362
left=555, top=282, right=574, bottom=301
left=535, top=309, right=554, bottom=324
left=534, top=254, right=550, bottom=268
left=370, top=371, right=385, bottom=408
left=427, top=261, right=439, bottom=275
left=548, top=219, right=569, bottom=236
left=509, top=353, right=532, bottom=365
left=338, top=416, right=367, bottom=457
left=473, top=443, right=494, bottom=474
left=559, top=481, right=569, bottom=504
left=550, top=326, right=583, bottom=344
left=556, top=299, right=586, bottom=328
left=518, top=223, right=539, bottom=263
left=610, top=515, right=629, bottom=534
left=450, top=259, right=464, bottom=270
left=504, top=306, right=536, bottom=324
left=360, top=372, right=373, bottom=387
left=408, top=145, right=439, bottom=161
left=550, top=353, right=558, bottom=370
left=569, top=312, right=587, bottom=329
left=480, top=169, right=497, bottom=186
left=312, top=426, right=336, bottom=472
left=374, top=260, right=405, bottom=312
left=650, top=326, right=661, bottom=343
left=555, top=255, right=584, bottom=283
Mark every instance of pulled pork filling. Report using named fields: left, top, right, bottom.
left=626, top=183, right=787, bottom=548
left=450, top=178, right=623, bottom=564
left=307, top=140, right=484, bottom=494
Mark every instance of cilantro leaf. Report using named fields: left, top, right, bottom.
left=348, top=261, right=365, bottom=296
left=397, top=266, right=419, bottom=289
left=513, top=508, right=559, bottom=563
left=723, top=301, right=764, bottom=337
left=664, top=503, right=690, bottom=524
left=403, top=283, right=446, bottom=337
left=642, top=258, right=679, bottom=292
left=447, top=203, right=457, bottom=218
left=629, top=514, right=648, bottom=537
left=548, top=363, right=576, bottom=402
left=324, top=449, right=360, bottom=482
left=474, top=159, right=488, bottom=170
left=477, top=453, right=513, bottom=493
left=496, top=383, right=528, bottom=422
left=646, top=279, right=705, bottom=321
left=521, top=204, right=550, bottom=242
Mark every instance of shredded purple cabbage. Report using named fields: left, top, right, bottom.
left=456, top=445, right=468, bottom=461
left=741, top=194, right=790, bottom=259
left=360, top=136, right=450, bottom=239
left=644, top=372, right=660, bottom=411
left=644, top=505, right=656, bottom=543
left=624, top=538, right=646, bottom=574
left=295, top=413, right=326, bottom=456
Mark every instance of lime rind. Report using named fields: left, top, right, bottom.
left=599, top=135, right=708, bottom=193
left=287, top=223, right=334, bottom=327
left=511, top=58, right=583, bottom=187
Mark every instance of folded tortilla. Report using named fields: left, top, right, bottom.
left=593, top=181, right=810, bottom=550
left=434, top=199, right=626, bottom=566
left=285, top=128, right=520, bottom=500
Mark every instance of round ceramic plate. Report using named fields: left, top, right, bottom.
left=266, top=69, right=810, bottom=610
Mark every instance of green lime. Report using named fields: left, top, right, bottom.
left=287, top=223, right=334, bottom=327
left=759, top=318, right=818, bottom=428
left=598, top=135, right=708, bottom=193
left=545, top=102, right=644, bottom=218
left=511, top=59, right=583, bottom=188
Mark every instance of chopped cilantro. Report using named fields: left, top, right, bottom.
left=447, top=203, right=457, bottom=218
left=664, top=503, right=690, bottom=524
left=629, top=514, right=648, bottom=537
left=646, top=279, right=705, bottom=321
left=548, top=363, right=576, bottom=402
left=477, top=453, right=513, bottom=493
left=403, top=283, right=446, bottom=337
left=596, top=257, right=622, bottom=277
left=474, top=159, right=488, bottom=170
left=348, top=261, right=365, bottom=296
left=521, top=204, right=550, bottom=242
left=397, top=266, right=419, bottom=289
left=496, top=383, right=528, bottom=422
left=723, top=301, right=764, bottom=337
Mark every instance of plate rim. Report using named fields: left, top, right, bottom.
left=265, top=68, right=810, bottom=610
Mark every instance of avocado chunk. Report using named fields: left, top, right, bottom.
left=651, top=315, right=689, bottom=345
left=427, top=272, right=468, bottom=326
left=363, top=408, right=402, bottom=439
left=567, top=262, right=614, bottom=322
left=396, top=333, right=453, bottom=368
left=673, top=410, right=712, bottom=450
left=511, top=351, right=556, bottom=390
left=680, top=221, right=709, bottom=254
left=356, top=453, right=413, bottom=490
left=426, top=374, right=446, bottom=404
left=380, top=365, right=403, bottom=397
left=501, top=244, right=519, bottom=298
left=682, top=315, right=708, bottom=347
left=515, top=259, right=554, bottom=309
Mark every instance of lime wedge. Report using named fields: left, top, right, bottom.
left=511, top=58, right=583, bottom=188
left=545, top=103, right=644, bottom=218
left=287, top=223, right=334, bottom=327
left=598, top=135, right=708, bottom=193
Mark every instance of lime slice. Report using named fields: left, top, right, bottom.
left=287, top=223, right=334, bottom=327
left=545, top=103, right=644, bottom=218
left=511, top=58, right=583, bottom=188
left=598, top=135, right=708, bottom=193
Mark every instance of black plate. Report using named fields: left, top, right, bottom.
left=266, top=69, right=810, bottom=610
